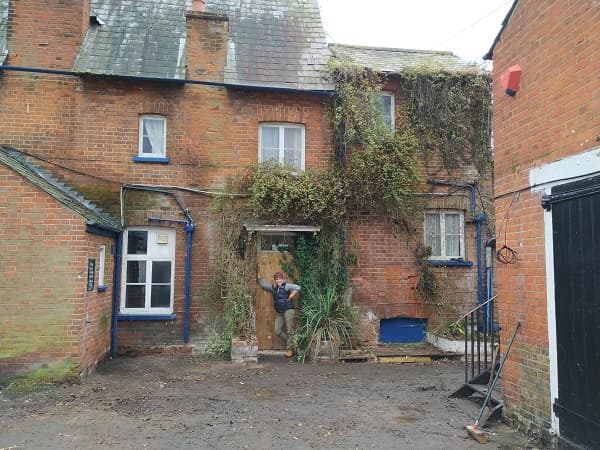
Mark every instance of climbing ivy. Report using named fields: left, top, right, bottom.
left=398, top=67, right=492, bottom=174
left=208, top=59, right=492, bottom=357
left=328, top=59, right=422, bottom=224
left=206, top=196, right=257, bottom=354
left=243, top=162, right=343, bottom=227
left=414, top=244, right=441, bottom=305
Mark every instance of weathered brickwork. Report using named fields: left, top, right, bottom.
left=491, top=0, right=600, bottom=436
left=348, top=209, right=487, bottom=345
left=6, top=0, right=89, bottom=69
left=0, top=163, right=113, bottom=378
left=1, top=3, right=491, bottom=362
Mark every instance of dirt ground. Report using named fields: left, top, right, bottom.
left=0, top=354, right=542, bottom=450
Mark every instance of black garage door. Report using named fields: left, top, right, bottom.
left=546, top=175, right=600, bottom=449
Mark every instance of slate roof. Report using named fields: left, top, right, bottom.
left=74, top=0, right=188, bottom=80
left=205, top=0, right=332, bottom=90
left=0, top=0, right=8, bottom=65
left=0, top=147, right=121, bottom=232
left=329, top=44, right=480, bottom=74
left=73, top=0, right=332, bottom=90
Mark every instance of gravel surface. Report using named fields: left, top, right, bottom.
left=0, top=355, right=540, bottom=449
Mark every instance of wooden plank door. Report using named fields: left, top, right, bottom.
left=551, top=176, right=600, bottom=449
left=255, top=251, right=293, bottom=350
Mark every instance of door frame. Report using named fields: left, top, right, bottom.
left=244, top=223, right=321, bottom=350
left=530, top=145, right=600, bottom=436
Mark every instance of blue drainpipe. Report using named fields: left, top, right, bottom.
left=110, top=233, right=123, bottom=357
left=183, top=223, right=195, bottom=344
left=124, top=185, right=196, bottom=344
left=475, top=213, right=486, bottom=306
left=485, top=237, right=496, bottom=330
left=427, top=180, right=486, bottom=306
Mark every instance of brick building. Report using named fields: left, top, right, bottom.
left=1, top=0, right=492, bottom=376
left=0, top=147, right=119, bottom=378
left=485, top=0, right=600, bottom=447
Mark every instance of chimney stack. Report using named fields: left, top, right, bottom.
left=191, top=0, right=206, bottom=12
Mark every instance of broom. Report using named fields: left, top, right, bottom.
left=466, top=322, right=521, bottom=444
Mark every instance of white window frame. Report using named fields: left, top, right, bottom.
left=380, top=92, right=395, bottom=131
left=120, top=227, right=176, bottom=315
left=258, top=123, right=305, bottom=170
left=98, top=244, right=106, bottom=288
left=138, top=115, right=167, bottom=158
left=424, top=210, right=465, bottom=260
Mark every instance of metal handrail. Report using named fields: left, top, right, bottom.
left=455, top=296, right=499, bottom=383
left=451, top=296, right=497, bottom=325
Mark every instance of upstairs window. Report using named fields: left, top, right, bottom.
left=380, top=92, right=395, bottom=131
left=137, top=115, right=167, bottom=161
left=424, top=210, right=465, bottom=260
left=120, top=228, right=176, bottom=315
left=259, top=123, right=305, bottom=170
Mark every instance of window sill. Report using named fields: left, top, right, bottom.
left=117, top=314, right=176, bottom=321
left=97, top=285, right=108, bottom=292
left=427, top=260, right=473, bottom=267
left=133, top=156, right=169, bottom=164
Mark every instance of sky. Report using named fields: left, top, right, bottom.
left=318, top=0, right=514, bottom=64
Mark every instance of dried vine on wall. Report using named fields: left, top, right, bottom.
left=398, top=67, right=492, bottom=175
left=208, top=60, right=493, bottom=353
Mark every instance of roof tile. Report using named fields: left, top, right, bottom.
left=0, top=147, right=121, bottom=231
left=329, top=43, right=482, bottom=74
left=74, top=0, right=188, bottom=80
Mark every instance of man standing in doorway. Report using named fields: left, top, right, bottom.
left=258, top=272, right=301, bottom=358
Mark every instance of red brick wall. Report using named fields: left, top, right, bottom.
left=1, top=3, right=490, bottom=353
left=6, top=0, right=89, bottom=69
left=0, top=66, right=333, bottom=351
left=0, top=74, right=487, bottom=350
left=186, top=11, right=228, bottom=82
left=348, top=209, right=487, bottom=345
left=0, top=162, right=113, bottom=378
left=79, top=234, right=114, bottom=376
left=491, top=0, right=600, bottom=434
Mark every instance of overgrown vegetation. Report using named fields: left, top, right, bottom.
left=244, top=162, right=343, bottom=226
left=207, top=197, right=257, bottom=355
left=398, top=67, right=492, bottom=174
left=209, top=59, right=492, bottom=360
left=282, top=233, right=358, bottom=363
left=5, top=362, right=78, bottom=394
left=414, top=244, right=441, bottom=305
left=329, top=59, right=422, bottom=224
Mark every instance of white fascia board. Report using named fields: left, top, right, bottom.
left=529, top=145, right=600, bottom=191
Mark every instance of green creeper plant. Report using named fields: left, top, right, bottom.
left=398, top=67, right=492, bottom=174
left=328, top=59, right=423, bottom=225
left=207, top=60, right=492, bottom=361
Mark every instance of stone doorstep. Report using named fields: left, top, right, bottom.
left=231, top=339, right=258, bottom=364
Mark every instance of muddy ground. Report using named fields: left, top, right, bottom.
left=0, top=354, right=542, bottom=449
